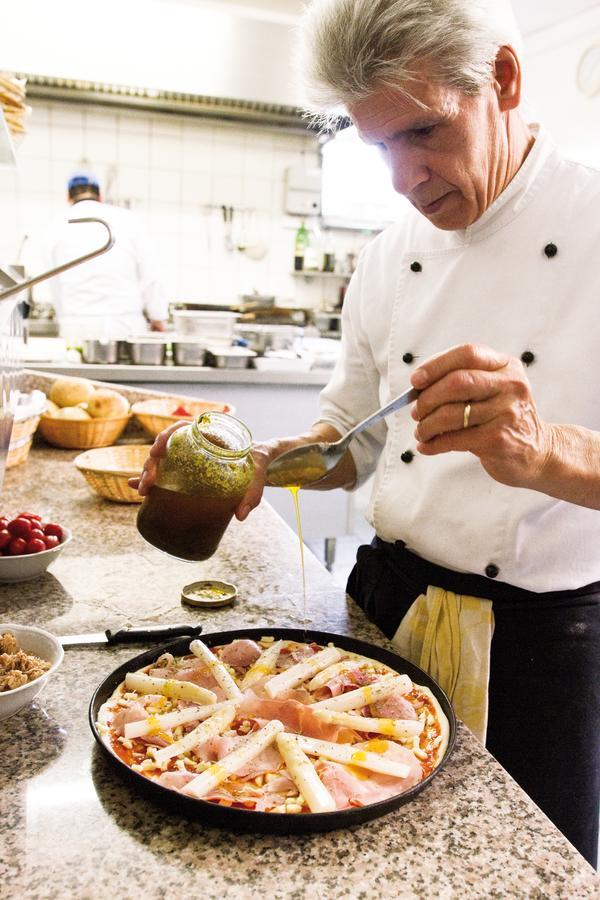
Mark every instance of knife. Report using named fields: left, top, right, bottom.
left=60, top=623, right=203, bottom=648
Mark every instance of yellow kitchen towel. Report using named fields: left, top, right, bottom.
left=391, top=585, right=494, bottom=743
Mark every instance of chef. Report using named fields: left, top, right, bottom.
left=43, top=172, right=168, bottom=340
left=135, top=0, right=600, bottom=866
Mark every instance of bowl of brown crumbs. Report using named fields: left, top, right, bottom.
left=0, top=624, right=63, bottom=720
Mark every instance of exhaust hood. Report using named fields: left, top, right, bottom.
left=4, top=0, right=308, bottom=127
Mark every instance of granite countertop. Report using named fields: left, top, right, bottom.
left=1, top=380, right=598, bottom=897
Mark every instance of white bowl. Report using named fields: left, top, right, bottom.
left=0, top=623, right=64, bottom=720
left=0, top=528, right=72, bottom=583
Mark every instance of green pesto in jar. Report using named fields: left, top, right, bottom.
left=155, top=412, right=254, bottom=499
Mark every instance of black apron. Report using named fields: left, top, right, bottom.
left=348, top=537, right=600, bottom=868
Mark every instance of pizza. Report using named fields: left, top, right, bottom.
left=96, top=636, right=450, bottom=813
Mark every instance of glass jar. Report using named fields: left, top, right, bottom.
left=137, top=412, right=254, bottom=561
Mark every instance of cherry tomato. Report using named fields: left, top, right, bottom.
left=29, top=528, right=45, bottom=542
left=7, top=517, right=33, bottom=539
left=25, top=538, right=47, bottom=555
left=43, top=535, right=60, bottom=550
left=0, top=529, right=11, bottom=549
left=18, top=512, right=42, bottom=521
left=0, top=517, right=9, bottom=530
left=43, top=523, right=63, bottom=541
left=8, top=537, right=28, bottom=555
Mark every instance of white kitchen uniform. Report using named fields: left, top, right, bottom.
left=318, top=126, right=600, bottom=593
left=44, top=199, right=168, bottom=340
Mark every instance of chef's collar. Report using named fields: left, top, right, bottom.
left=463, top=124, right=558, bottom=241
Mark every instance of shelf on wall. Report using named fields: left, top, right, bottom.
left=290, top=270, right=350, bottom=280
left=0, top=109, right=17, bottom=168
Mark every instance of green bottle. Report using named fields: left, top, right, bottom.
left=294, top=220, right=309, bottom=271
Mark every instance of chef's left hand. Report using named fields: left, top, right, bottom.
left=410, top=343, right=556, bottom=489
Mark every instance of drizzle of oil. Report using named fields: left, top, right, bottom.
left=285, top=485, right=309, bottom=631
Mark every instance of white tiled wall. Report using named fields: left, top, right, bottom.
left=0, top=101, right=358, bottom=309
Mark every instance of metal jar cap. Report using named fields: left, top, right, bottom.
left=181, top=580, right=237, bottom=608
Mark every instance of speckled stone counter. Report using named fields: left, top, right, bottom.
left=1, top=440, right=598, bottom=897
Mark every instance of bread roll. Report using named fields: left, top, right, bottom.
left=49, top=377, right=95, bottom=408
left=53, top=406, right=92, bottom=421
left=86, top=388, right=129, bottom=419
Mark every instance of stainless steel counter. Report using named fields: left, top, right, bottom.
left=24, top=361, right=331, bottom=386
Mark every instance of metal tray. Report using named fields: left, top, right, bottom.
left=89, top=627, right=456, bottom=834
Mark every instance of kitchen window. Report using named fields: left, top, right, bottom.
left=320, top=125, right=410, bottom=231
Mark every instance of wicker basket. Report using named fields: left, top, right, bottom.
left=131, top=398, right=234, bottom=439
left=7, top=436, right=33, bottom=469
left=38, top=413, right=131, bottom=450
left=73, top=444, right=152, bottom=503
left=11, top=413, right=41, bottom=444
left=6, top=412, right=41, bottom=469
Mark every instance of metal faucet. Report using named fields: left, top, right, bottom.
left=0, top=217, right=115, bottom=303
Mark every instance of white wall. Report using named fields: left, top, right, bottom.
left=0, top=101, right=360, bottom=309
left=523, top=7, right=600, bottom=167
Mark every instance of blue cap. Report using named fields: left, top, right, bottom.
left=67, top=172, right=99, bottom=192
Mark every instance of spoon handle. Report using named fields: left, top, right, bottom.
left=341, top=387, right=420, bottom=446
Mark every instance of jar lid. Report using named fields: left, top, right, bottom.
left=181, top=580, right=237, bottom=608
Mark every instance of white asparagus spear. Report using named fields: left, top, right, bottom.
left=284, top=734, right=412, bottom=778
left=307, top=660, right=363, bottom=692
left=312, top=709, right=423, bottom=740
left=311, top=674, right=412, bottom=712
left=150, top=704, right=237, bottom=767
left=276, top=733, right=336, bottom=813
left=190, top=640, right=243, bottom=701
left=124, top=702, right=232, bottom=740
left=125, top=672, right=217, bottom=705
left=240, top=640, right=284, bottom=689
left=183, top=719, right=285, bottom=800
left=264, top=646, right=342, bottom=698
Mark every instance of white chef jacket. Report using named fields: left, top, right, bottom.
left=45, top=199, right=168, bottom=340
left=318, top=127, right=600, bottom=593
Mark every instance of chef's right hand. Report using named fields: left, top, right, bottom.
left=128, top=421, right=188, bottom=496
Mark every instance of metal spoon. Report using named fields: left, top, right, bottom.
left=267, top=386, right=420, bottom=487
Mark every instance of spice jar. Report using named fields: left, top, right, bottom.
left=137, top=412, right=254, bottom=561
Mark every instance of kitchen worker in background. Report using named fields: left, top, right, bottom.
left=134, top=0, right=600, bottom=866
left=43, top=172, right=168, bottom=340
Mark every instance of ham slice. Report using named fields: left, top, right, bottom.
left=371, top=691, right=417, bottom=720
left=147, top=658, right=203, bottom=679
left=148, top=659, right=227, bottom=701
left=316, top=743, right=422, bottom=810
left=195, top=732, right=284, bottom=779
left=174, top=667, right=227, bottom=702
left=111, top=701, right=147, bottom=736
left=156, top=770, right=197, bottom=790
left=239, top=693, right=355, bottom=742
left=318, top=668, right=378, bottom=699
left=218, top=639, right=262, bottom=670
left=277, top=644, right=317, bottom=670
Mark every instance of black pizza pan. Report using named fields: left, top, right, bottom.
left=89, top=627, right=456, bottom=834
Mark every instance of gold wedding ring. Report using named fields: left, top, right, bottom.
left=463, top=402, right=471, bottom=429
